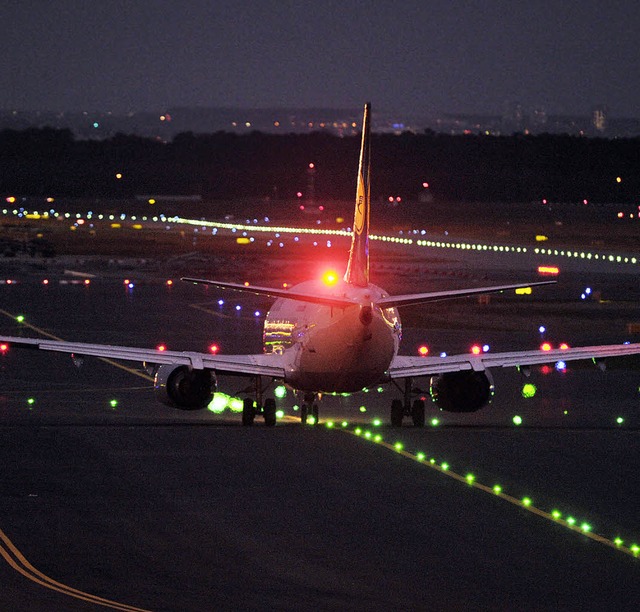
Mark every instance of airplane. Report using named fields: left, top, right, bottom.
left=3, top=102, right=640, bottom=427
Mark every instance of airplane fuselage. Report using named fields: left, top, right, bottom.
left=263, top=279, right=402, bottom=392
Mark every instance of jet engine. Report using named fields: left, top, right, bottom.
left=154, top=365, right=216, bottom=410
left=429, top=369, right=494, bottom=413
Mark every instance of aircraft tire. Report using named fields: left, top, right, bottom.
left=263, top=398, right=277, bottom=427
left=390, top=399, right=404, bottom=427
left=242, top=397, right=256, bottom=426
left=411, top=399, right=425, bottom=427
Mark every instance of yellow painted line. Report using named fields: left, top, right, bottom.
left=0, top=527, right=151, bottom=611
left=0, top=309, right=153, bottom=382
left=340, top=427, right=640, bottom=561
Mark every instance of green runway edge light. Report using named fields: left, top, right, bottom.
left=334, top=424, right=639, bottom=561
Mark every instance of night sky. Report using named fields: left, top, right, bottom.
left=2, top=1, right=639, bottom=116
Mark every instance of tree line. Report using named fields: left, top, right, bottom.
left=1, top=127, right=638, bottom=204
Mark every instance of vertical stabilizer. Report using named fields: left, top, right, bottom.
left=344, top=102, right=371, bottom=287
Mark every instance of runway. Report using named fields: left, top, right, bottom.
left=0, top=265, right=639, bottom=610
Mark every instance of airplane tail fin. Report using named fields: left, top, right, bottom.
left=343, top=102, right=371, bottom=287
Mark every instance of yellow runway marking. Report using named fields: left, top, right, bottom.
left=0, top=527, right=152, bottom=611
left=341, top=426, right=640, bottom=561
left=0, top=309, right=157, bottom=607
left=0, top=309, right=153, bottom=381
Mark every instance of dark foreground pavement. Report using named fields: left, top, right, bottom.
left=0, top=422, right=638, bottom=611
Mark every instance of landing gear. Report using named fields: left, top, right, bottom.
left=390, top=378, right=425, bottom=427
left=411, top=399, right=425, bottom=427
left=301, top=392, right=319, bottom=425
left=263, top=398, right=277, bottom=427
left=390, top=399, right=403, bottom=427
left=241, top=376, right=278, bottom=427
left=242, top=397, right=256, bottom=426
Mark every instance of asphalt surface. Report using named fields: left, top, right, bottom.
left=0, top=263, right=638, bottom=610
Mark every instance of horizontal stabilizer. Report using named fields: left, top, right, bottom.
left=181, top=277, right=356, bottom=309
left=376, top=280, right=555, bottom=308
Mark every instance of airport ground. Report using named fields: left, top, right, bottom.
left=0, top=203, right=639, bottom=610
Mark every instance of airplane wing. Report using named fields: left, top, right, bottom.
left=0, top=335, right=286, bottom=378
left=388, top=342, right=640, bottom=378
left=376, top=280, right=555, bottom=308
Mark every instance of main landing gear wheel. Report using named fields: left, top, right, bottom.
left=263, top=398, right=277, bottom=427
left=411, top=399, right=425, bottom=427
left=390, top=399, right=404, bottom=427
left=242, top=397, right=256, bottom=426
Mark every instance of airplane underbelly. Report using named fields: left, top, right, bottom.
left=287, top=313, right=396, bottom=392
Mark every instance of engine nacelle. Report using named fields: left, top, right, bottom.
left=154, top=365, right=216, bottom=410
left=429, top=369, right=495, bottom=413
